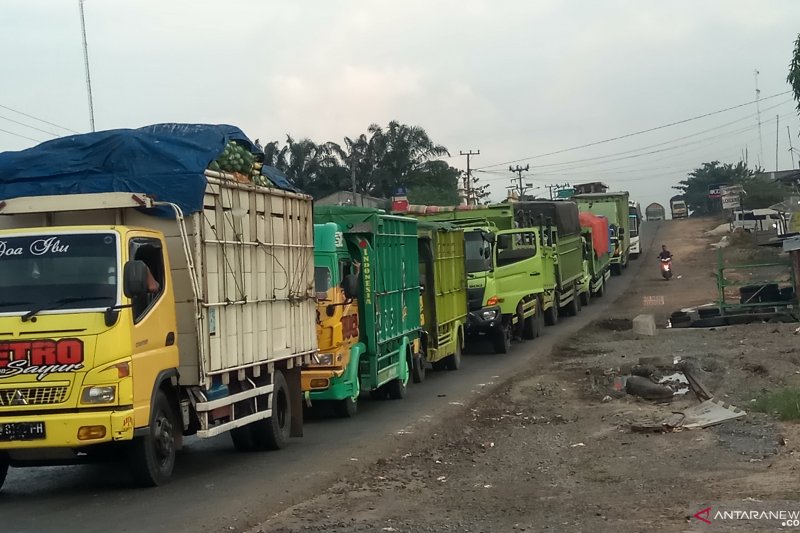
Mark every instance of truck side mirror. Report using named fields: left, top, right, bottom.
left=123, top=260, right=149, bottom=299
left=618, top=228, right=625, bottom=236
left=342, top=274, right=360, bottom=299
left=484, top=247, right=491, bottom=259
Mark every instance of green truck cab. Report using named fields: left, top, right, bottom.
left=510, top=202, right=585, bottom=323
left=416, top=222, right=468, bottom=375
left=573, top=192, right=631, bottom=275
left=303, top=207, right=421, bottom=415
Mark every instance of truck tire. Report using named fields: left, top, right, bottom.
left=0, top=452, right=8, bottom=493
left=593, top=277, right=605, bottom=298
left=128, top=389, right=177, bottom=486
left=580, top=287, right=591, bottom=307
left=251, top=371, right=292, bottom=450
left=386, top=378, right=407, bottom=400
left=230, top=425, right=257, bottom=452
left=334, top=397, right=358, bottom=418
left=535, top=297, right=545, bottom=337
left=544, top=293, right=559, bottom=326
left=411, top=353, right=426, bottom=384
left=492, top=322, right=512, bottom=354
left=444, top=335, right=462, bottom=370
left=522, top=312, right=537, bottom=340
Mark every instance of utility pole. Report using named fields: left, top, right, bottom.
left=79, top=0, right=95, bottom=132
left=460, top=150, right=480, bottom=205
left=545, top=182, right=571, bottom=200
left=788, top=126, right=797, bottom=169
left=754, top=69, right=763, bottom=168
left=776, top=114, right=780, bottom=171
left=507, top=165, right=531, bottom=198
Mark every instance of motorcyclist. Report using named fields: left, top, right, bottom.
left=658, top=245, right=672, bottom=260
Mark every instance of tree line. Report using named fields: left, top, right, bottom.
left=258, top=121, right=461, bottom=205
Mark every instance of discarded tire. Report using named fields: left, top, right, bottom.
left=625, top=376, right=675, bottom=401
left=697, top=307, right=721, bottom=318
left=670, top=314, right=691, bottom=328
left=670, top=311, right=688, bottom=320
left=690, top=317, right=727, bottom=328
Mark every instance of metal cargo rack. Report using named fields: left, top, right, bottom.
left=715, top=248, right=797, bottom=320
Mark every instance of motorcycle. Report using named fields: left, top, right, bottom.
left=660, top=256, right=673, bottom=280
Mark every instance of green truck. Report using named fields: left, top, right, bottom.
left=416, top=222, right=468, bottom=376
left=402, top=201, right=584, bottom=354
left=578, top=212, right=612, bottom=304
left=304, top=207, right=422, bottom=413
left=573, top=192, right=630, bottom=275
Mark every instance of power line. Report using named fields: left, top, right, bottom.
left=0, top=127, right=43, bottom=143
left=0, top=114, right=60, bottom=137
left=0, top=103, right=79, bottom=134
left=475, top=105, right=797, bottom=181
left=476, top=90, right=792, bottom=170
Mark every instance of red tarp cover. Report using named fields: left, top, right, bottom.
left=579, top=212, right=609, bottom=257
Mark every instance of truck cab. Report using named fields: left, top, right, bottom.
left=302, top=223, right=363, bottom=417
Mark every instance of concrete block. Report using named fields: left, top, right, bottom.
left=633, top=314, right=657, bottom=336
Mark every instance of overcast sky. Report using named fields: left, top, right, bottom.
left=2, top=0, right=800, bottom=211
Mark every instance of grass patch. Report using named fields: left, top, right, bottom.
left=753, top=388, right=800, bottom=421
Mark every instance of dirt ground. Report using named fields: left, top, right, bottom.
left=257, top=218, right=800, bottom=533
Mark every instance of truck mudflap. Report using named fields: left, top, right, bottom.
left=0, top=408, right=135, bottom=451
left=466, top=305, right=503, bottom=333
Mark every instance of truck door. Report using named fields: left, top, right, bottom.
left=493, top=229, right=540, bottom=315
left=127, top=235, right=179, bottom=428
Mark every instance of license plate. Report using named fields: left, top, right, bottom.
left=0, top=422, right=46, bottom=441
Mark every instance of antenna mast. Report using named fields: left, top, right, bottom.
left=754, top=69, right=763, bottom=167
left=79, top=0, right=96, bottom=132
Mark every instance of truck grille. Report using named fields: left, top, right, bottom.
left=0, top=386, right=69, bottom=407
left=467, top=287, right=485, bottom=311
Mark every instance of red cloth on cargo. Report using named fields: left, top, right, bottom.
left=579, top=212, right=609, bottom=257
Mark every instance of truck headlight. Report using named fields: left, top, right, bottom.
left=81, top=386, right=116, bottom=404
left=481, top=309, right=498, bottom=321
left=311, top=353, right=334, bottom=366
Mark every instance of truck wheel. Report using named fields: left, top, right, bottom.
left=334, top=397, right=358, bottom=418
left=369, top=388, right=387, bottom=400
left=0, top=452, right=8, bottom=493
left=386, top=378, right=407, bottom=400
left=128, top=390, right=177, bottom=486
left=522, top=312, right=537, bottom=340
left=593, top=277, right=605, bottom=298
left=535, top=297, right=545, bottom=337
left=445, top=336, right=462, bottom=370
left=567, top=293, right=580, bottom=317
left=230, top=425, right=257, bottom=452
left=251, top=371, right=292, bottom=450
left=411, top=353, right=426, bottom=384
left=492, top=322, right=512, bottom=354
left=544, top=294, right=559, bottom=326
left=580, top=288, right=591, bottom=307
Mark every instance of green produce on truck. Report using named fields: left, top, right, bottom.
left=304, top=207, right=422, bottom=409
left=573, top=192, right=631, bottom=275
left=578, top=212, right=612, bottom=303
left=0, top=125, right=316, bottom=489
left=416, top=222, right=468, bottom=374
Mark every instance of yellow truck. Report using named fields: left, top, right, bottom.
left=0, top=125, right=316, bottom=488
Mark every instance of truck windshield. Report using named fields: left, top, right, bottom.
left=464, top=231, right=492, bottom=273
left=0, top=233, right=118, bottom=314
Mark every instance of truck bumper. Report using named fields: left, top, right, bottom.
left=303, top=369, right=355, bottom=401
left=0, top=408, right=135, bottom=450
left=466, top=305, right=503, bottom=334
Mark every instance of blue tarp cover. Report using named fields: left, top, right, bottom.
left=0, top=123, right=299, bottom=216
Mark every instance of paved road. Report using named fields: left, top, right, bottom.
left=2, top=223, right=660, bottom=533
